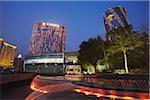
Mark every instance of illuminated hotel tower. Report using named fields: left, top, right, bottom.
left=0, top=38, right=16, bottom=67
left=29, top=22, right=67, bottom=56
left=103, top=6, right=129, bottom=40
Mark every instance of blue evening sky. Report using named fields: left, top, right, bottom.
left=0, top=1, right=149, bottom=57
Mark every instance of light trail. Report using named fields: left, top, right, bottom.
left=27, top=75, right=150, bottom=100
left=30, top=82, right=48, bottom=94
left=74, top=86, right=150, bottom=100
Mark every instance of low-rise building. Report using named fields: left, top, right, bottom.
left=64, top=51, right=79, bottom=64
left=64, top=51, right=82, bottom=74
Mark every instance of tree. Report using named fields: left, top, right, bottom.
left=107, top=25, right=143, bottom=73
left=82, top=63, right=95, bottom=74
left=140, top=24, right=149, bottom=33
left=107, top=52, right=123, bottom=69
left=97, top=36, right=114, bottom=70
left=139, top=32, right=149, bottom=70
left=133, top=32, right=149, bottom=70
left=78, top=37, right=104, bottom=70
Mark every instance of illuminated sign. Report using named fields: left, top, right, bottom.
left=47, top=23, right=60, bottom=27
left=107, top=14, right=115, bottom=21
left=42, top=22, right=60, bottom=27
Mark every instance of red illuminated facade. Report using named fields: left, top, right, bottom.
left=29, top=22, right=67, bottom=56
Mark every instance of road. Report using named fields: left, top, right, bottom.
left=1, top=80, right=98, bottom=100
left=33, top=90, right=102, bottom=100
left=0, top=75, right=106, bottom=100
left=1, top=80, right=33, bottom=99
left=26, top=75, right=149, bottom=100
left=1, top=75, right=149, bottom=100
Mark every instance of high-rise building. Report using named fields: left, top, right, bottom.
left=0, top=38, right=16, bottom=67
left=103, top=6, right=129, bottom=40
left=24, top=22, right=67, bottom=74
left=29, top=22, right=67, bottom=56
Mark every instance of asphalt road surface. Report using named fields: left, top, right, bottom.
left=1, top=80, right=100, bottom=100
left=1, top=80, right=33, bottom=100
left=1, top=75, right=149, bottom=100
left=33, top=90, right=105, bottom=100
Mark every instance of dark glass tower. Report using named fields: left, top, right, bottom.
left=103, top=6, right=129, bottom=40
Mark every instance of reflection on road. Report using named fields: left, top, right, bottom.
left=26, top=75, right=149, bottom=100
left=26, top=75, right=77, bottom=100
left=74, top=86, right=149, bottom=100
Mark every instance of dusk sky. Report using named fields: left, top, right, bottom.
left=0, top=1, right=149, bottom=57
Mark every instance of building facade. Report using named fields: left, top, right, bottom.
left=64, top=51, right=82, bottom=74
left=103, top=6, right=129, bottom=40
left=13, top=54, right=24, bottom=72
left=65, top=65, right=82, bottom=74
left=64, top=51, right=79, bottom=64
left=29, top=22, right=67, bottom=56
left=24, top=22, right=66, bottom=74
left=0, top=38, right=16, bottom=67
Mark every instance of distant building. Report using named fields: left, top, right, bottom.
left=64, top=51, right=79, bottom=64
left=24, top=22, right=67, bottom=74
left=64, top=51, right=82, bottom=74
left=29, top=22, right=67, bottom=56
left=13, top=54, right=24, bottom=72
left=103, top=6, right=129, bottom=40
left=65, top=65, right=82, bottom=74
left=0, top=38, right=16, bottom=68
